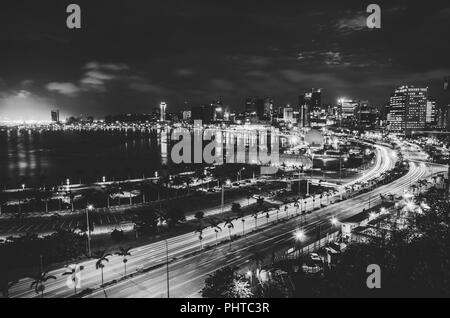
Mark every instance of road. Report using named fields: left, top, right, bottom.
left=7, top=143, right=400, bottom=298
left=10, top=143, right=446, bottom=298
left=86, top=160, right=444, bottom=298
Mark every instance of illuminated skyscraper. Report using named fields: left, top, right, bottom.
left=298, top=89, right=321, bottom=128
left=51, top=109, right=60, bottom=122
left=160, top=102, right=167, bottom=121
left=387, top=86, right=428, bottom=135
left=426, top=99, right=436, bottom=127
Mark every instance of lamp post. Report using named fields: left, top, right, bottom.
left=165, top=239, right=170, bottom=298
left=331, top=216, right=338, bottom=230
left=86, top=204, right=94, bottom=258
left=294, top=229, right=305, bottom=257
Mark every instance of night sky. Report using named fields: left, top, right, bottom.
left=0, top=0, right=449, bottom=120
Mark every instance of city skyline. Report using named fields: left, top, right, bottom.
left=0, top=0, right=450, bottom=120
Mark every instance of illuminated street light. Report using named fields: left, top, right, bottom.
left=86, top=205, right=94, bottom=257
left=294, top=229, right=305, bottom=241
left=331, top=217, right=338, bottom=226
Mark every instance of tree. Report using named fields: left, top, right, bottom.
left=228, top=278, right=253, bottom=298
left=165, top=207, right=186, bottom=228
left=209, top=220, right=222, bottom=246
left=62, top=264, right=84, bottom=295
left=30, top=271, right=57, bottom=298
left=111, top=229, right=125, bottom=242
left=231, top=202, right=241, bottom=213
left=94, top=250, right=112, bottom=286
left=115, top=247, right=132, bottom=276
left=194, top=211, right=205, bottom=226
left=252, top=212, right=259, bottom=230
left=195, top=227, right=204, bottom=250
left=256, top=197, right=265, bottom=210
left=201, top=266, right=237, bottom=298
left=133, top=209, right=159, bottom=236
left=224, top=218, right=234, bottom=247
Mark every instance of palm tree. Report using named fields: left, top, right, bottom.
left=209, top=220, right=222, bottom=246
left=115, top=247, right=132, bottom=276
left=30, top=271, right=57, bottom=298
left=224, top=218, right=234, bottom=247
left=195, top=227, right=204, bottom=250
left=62, top=264, right=84, bottom=295
left=252, top=212, right=259, bottom=230
left=194, top=211, right=205, bottom=226
left=241, top=218, right=246, bottom=236
left=94, top=250, right=112, bottom=286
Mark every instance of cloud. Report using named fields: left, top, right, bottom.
left=175, top=69, right=194, bottom=77
left=128, top=81, right=168, bottom=94
left=323, top=51, right=342, bottom=65
left=45, top=61, right=172, bottom=97
left=84, top=61, right=130, bottom=72
left=46, top=82, right=80, bottom=96
left=335, top=14, right=366, bottom=33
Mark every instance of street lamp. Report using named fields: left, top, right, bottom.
left=331, top=216, right=338, bottom=227
left=86, top=204, right=94, bottom=257
left=294, top=229, right=305, bottom=241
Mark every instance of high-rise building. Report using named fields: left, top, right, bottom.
left=245, top=98, right=257, bottom=115
left=160, top=102, right=167, bottom=121
left=357, top=102, right=379, bottom=131
left=298, top=89, right=321, bottom=128
left=182, top=110, right=191, bottom=120
left=387, top=86, right=428, bottom=135
left=263, top=98, right=274, bottom=121
left=338, top=99, right=360, bottom=119
left=283, top=107, right=294, bottom=123
left=51, top=110, right=60, bottom=122
left=426, top=99, right=437, bottom=128
left=255, top=98, right=265, bottom=120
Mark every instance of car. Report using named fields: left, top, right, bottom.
left=309, top=253, right=322, bottom=261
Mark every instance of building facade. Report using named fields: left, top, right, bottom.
left=387, top=86, right=428, bottom=135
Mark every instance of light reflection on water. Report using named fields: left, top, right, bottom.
left=0, top=127, right=281, bottom=188
left=0, top=129, right=162, bottom=188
